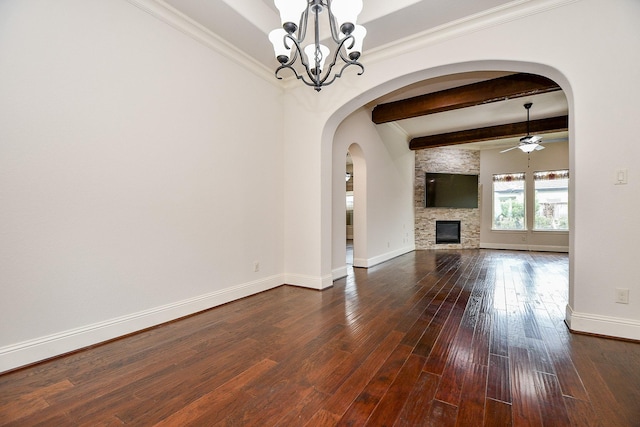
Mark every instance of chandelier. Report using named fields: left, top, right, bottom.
left=269, top=0, right=366, bottom=92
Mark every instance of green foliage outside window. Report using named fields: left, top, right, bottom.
left=534, top=201, right=568, bottom=230
left=494, top=199, right=525, bottom=230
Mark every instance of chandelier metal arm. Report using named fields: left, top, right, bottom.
left=274, top=33, right=364, bottom=91
left=314, top=35, right=362, bottom=86
left=321, top=61, right=364, bottom=88
left=275, top=64, right=316, bottom=88
left=274, top=33, right=363, bottom=91
left=273, top=32, right=317, bottom=84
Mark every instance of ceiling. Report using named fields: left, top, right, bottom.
left=159, top=0, right=568, bottom=150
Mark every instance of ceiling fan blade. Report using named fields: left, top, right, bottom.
left=535, top=145, right=545, bottom=151
left=500, top=146, right=519, bottom=153
left=542, top=137, right=568, bottom=143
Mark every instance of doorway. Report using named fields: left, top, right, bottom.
left=346, top=152, right=353, bottom=265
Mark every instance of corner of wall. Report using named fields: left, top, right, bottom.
left=565, top=304, right=640, bottom=342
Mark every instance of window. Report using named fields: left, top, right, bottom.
left=492, top=173, right=526, bottom=230
left=534, top=170, right=569, bottom=230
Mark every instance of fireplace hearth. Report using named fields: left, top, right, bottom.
left=436, top=220, right=461, bottom=244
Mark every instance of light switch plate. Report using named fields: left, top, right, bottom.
left=615, top=169, right=628, bottom=185
left=615, top=288, right=629, bottom=304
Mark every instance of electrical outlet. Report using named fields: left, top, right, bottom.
left=253, top=262, right=260, bottom=272
left=615, top=288, right=629, bottom=304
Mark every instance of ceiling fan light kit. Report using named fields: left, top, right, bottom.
left=518, top=142, right=539, bottom=153
left=269, top=0, right=366, bottom=91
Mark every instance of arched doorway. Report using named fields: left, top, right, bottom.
left=347, top=143, right=367, bottom=269
left=345, top=152, right=353, bottom=265
left=326, top=64, right=572, bottom=308
left=331, top=141, right=367, bottom=281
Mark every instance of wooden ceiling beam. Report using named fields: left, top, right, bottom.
left=372, top=73, right=561, bottom=124
left=409, top=115, right=568, bottom=150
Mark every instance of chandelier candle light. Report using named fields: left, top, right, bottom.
left=269, top=0, right=366, bottom=91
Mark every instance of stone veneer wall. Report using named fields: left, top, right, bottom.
left=415, top=148, right=480, bottom=249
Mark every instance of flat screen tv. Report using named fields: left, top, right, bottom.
left=425, top=172, right=479, bottom=208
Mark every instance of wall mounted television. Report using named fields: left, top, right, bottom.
left=425, top=172, right=479, bottom=208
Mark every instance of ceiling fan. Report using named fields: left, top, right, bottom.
left=500, top=102, right=545, bottom=154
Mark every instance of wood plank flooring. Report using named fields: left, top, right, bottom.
left=1, top=249, right=639, bottom=426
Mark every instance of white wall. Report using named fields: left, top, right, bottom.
left=282, top=0, right=640, bottom=340
left=331, top=110, right=415, bottom=279
left=0, top=0, right=285, bottom=372
left=480, top=142, right=570, bottom=252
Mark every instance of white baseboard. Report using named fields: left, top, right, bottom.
left=284, top=273, right=333, bottom=290
left=0, top=275, right=284, bottom=374
left=480, top=243, right=569, bottom=253
left=565, top=305, right=640, bottom=341
left=332, top=266, right=348, bottom=281
left=354, top=246, right=415, bottom=268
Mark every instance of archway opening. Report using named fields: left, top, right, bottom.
left=326, top=64, right=572, bottom=310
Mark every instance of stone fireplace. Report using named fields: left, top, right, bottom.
left=415, top=147, right=480, bottom=249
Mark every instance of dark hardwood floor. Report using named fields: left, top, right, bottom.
left=1, top=249, right=639, bottom=426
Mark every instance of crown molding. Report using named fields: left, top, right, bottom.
left=365, top=0, right=580, bottom=66
left=125, top=0, right=579, bottom=93
left=125, top=0, right=282, bottom=89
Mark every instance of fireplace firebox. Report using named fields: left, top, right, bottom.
left=436, top=220, right=461, bottom=244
